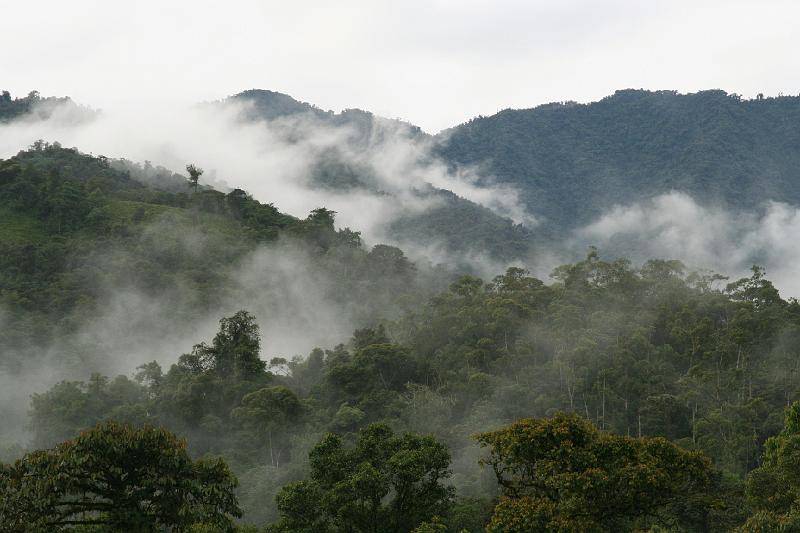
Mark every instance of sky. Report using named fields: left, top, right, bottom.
left=2, top=0, right=799, bottom=132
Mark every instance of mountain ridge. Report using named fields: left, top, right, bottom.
left=5, top=87, right=800, bottom=263
left=435, top=88, right=800, bottom=231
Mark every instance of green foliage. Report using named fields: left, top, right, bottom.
left=387, top=188, right=534, bottom=262
left=19, top=249, right=800, bottom=529
left=7, top=137, right=800, bottom=530
left=232, top=386, right=303, bottom=467
left=0, top=421, right=241, bottom=532
left=411, top=515, right=449, bottom=533
left=270, top=424, right=454, bottom=533
left=437, top=89, right=800, bottom=233
left=477, top=413, right=714, bottom=532
left=0, top=143, right=440, bottom=378
left=738, top=402, right=800, bottom=531
left=191, top=310, right=265, bottom=378
left=231, top=89, right=534, bottom=262
left=186, top=163, right=203, bottom=191
left=0, top=90, right=75, bottom=122
left=0, top=206, right=47, bottom=244
left=395, top=256, right=800, bottom=480
left=29, top=374, right=149, bottom=448
left=19, top=250, right=800, bottom=529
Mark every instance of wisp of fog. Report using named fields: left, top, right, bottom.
left=2, top=95, right=800, bottom=453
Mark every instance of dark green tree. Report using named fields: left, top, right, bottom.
left=477, top=413, right=714, bottom=532
left=270, top=424, right=453, bottom=533
left=738, top=402, right=800, bottom=531
left=181, top=310, right=265, bottom=379
left=186, top=163, right=203, bottom=191
left=0, top=421, right=241, bottom=532
left=232, top=386, right=303, bottom=468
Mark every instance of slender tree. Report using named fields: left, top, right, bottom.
left=186, top=163, right=203, bottom=192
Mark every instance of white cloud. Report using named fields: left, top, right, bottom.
left=0, top=97, right=533, bottom=247
left=576, top=192, right=800, bottom=297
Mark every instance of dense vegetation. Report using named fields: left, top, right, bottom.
left=229, top=89, right=535, bottom=262
left=0, top=142, right=437, bottom=373
left=0, top=90, right=95, bottom=123
left=229, top=89, right=424, bottom=136
left=477, top=413, right=715, bottom=532
left=1, top=422, right=241, bottom=532
left=1, top=90, right=63, bottom=121
left=4, top=91, right=800, bottom=531
left=11, top=88, right=800, bottom=257
left=436, top=89, right=800, bottom=231
left=5, top=240, right=800, bottom=529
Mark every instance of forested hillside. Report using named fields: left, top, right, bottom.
left=0, top=90, right=96, bottom=124
left=12, top=88, right=800, bottom=269
left=229, top=89, right=426, bottom=137
left=436, top=89, right=800, bottom=231
left=6, top=0, right=800, bottom=527
left=228, top=89, right=536, bottom=263
left=0, top=142, right=445, bottom=378
left=5, top=242, right=800, bottom=530
left=3, top=92, right=800, bottom=532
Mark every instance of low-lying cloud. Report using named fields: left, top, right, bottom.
left=0, top=96, right=534, bottom=245
left=0, top=228, right=420, bottom=449
left=4, top=100, right=800, bottom=453
left=2, top=95, right=534, bottom=449
left=574, top=191, right=800, bottom=297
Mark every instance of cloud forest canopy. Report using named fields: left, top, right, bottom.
left=2, top=86, right=800, bottom=531
left=224, top=89, right=536, bottom=264
left=206, top=88, right=800, bottom=240
left=436, top=89, right=800, bottom=232
left=6, top=245, right=800, bottom=530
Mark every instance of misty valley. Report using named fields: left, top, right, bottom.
left=3, top=89, right=800, bottom=533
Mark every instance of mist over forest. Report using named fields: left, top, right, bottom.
left=3, top=84, right=800, bottom=532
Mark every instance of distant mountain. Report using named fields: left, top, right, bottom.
left=0, top=88, right=536, bottom=267
left=230, top=89, right=327, bottom=121
left=228, top=90, right=534, bottom=263
left=11, top=88, right=800, bottom=267
left=233, top=88, right=800, bottom=250
left=435, top=89, right=800, bottom=232
left=0, top=90, right=97, bottom=124
left=229, top=89, right=426, bottom=140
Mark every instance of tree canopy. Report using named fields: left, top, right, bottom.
left=270, top=423, right=453, bottom=533
left=477, top=413, right=714, bottom=532
left=0, top=421, right=241, bottom=532
left=739, top=402, right=800, bottom=531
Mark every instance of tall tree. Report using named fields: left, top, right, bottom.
left=180, top=310, right=265, bottom=379
left=477, top=413, right=714, bottom=532
left=738, top=402, right=800, bottom=531
left=0, top=422, right=241, bottom=532
left=270, top=424, right=453, bottom=533
left=186, top=163, right=203, bottom=192
left=232, top=386, right=303, bottom=468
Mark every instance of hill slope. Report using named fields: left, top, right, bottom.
left=0, top=143, right=443, bottom=374
left=228, top=89, right=535, bottom=262
left=436, top=89, right=800, bottom=231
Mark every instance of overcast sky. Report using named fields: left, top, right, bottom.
left=2, top=0, right=799, bottom=132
